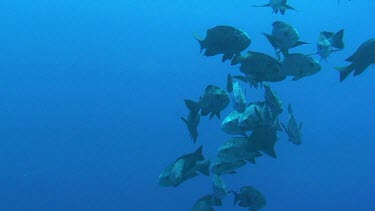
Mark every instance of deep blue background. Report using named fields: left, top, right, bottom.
left=0, top=0, right=374, bottom=210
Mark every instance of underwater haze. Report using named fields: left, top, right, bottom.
left=0, top=0, right=374, bottom=210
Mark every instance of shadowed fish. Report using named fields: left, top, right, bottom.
left=158, top=146, right=210, bottom=187
left=217, top=137, right=263, bottom=164
left=335, top=38, right=375, bottom=82
left=186, top=85, right=230, bottom=120
left=238, top=102, right=276, bottom=132
left=263, top=83, right=283, bottom=115
left=281, top=104, right=302, bottom=145
left=181, top=100, right=201, bottom=143
left=264, top=21, right=308, bottom=58
left=251, top=126, right=279, bottom=158
left=191, top=194, right=222, bottom=211
left=253, top=0, right=296, bottom=15
left=233, top=186, right=267, bottom=211
left=194, top=25, right=251, bottom=62
left=212, top=175, right=230, bottom=200
left=232, top=81, right=247, bottom=112
left=316, top=29, right=344, bottom=61
left=281, top=53, right=321, bottom=80
left=221, top=110, right=247, bottom=136
left=211, top=160, right=247, bottom=175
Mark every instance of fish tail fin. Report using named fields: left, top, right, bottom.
left=193, top=33, right=205, bottom=52
left=330, top=29, right=345, bottom=49
left=196, top=160, right=210, bottom=176
left=231, top=53, right=242, bottom=65
left=335, top=65, right=354, bottom=82
left=184, top=99, right=200, bottom=114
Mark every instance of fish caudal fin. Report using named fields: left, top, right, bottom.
left=330, top=29, right=345, bottom=49
left=193, top=33, right=205, bottom=52
left=335, top=65, right=354, bottom=82
left=196, top=160, right=210, bottom=176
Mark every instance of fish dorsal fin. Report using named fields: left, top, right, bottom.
left=252, top=3, right=271, bottom=8
left=321, top=31, right=335, bottom=39
left=262, top=147, right=277, bottom=159
left=329, top=29, right=345, bottom=49
left=293, top=41, right=309, bottom=48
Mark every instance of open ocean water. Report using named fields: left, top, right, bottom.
left=0, top=0, right=374, bottom=210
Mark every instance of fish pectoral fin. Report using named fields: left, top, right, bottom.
left=263, top=33, right=278, bottom=49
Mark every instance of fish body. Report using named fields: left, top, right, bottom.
left=264, top=21, right=308, bottom=57
left=281, top=104, right=302, bottom=145
left=317, top=29, right=344, bottom=60
left=221, top=110, right=246, bottom=136
left=158, top=146, right=210, bottom=187
left=195, top=25, right=251, bottom=62
left=211, top=160, right=247, bottom=175
left=217, top=137, right=262, bottom=164
left=335, top=38, right=375, bottom=82
left=281, top=53, right=321, bottom=80
left=232, top=81, right=247, bottom=112
left=233, top=186, right=267, bottom=211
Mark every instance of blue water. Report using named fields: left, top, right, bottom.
left=0, top=0, right=374, bottom=210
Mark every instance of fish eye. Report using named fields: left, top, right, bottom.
left=309, top=62, right=314, bottom=67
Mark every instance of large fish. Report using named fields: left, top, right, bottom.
left=194, top=25, right=251, bottom=62
left=264, top=21, right=308, bottom=58
left=335, top=38, right=375, bottom=82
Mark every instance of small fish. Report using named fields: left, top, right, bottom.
left=253, top=0, right=296, bottom=15
left=191, top=194, right=222, bottom=211
left=181, top=100, right=201, bottom=143
left=281, top=104, right=302, bottom=145
left=233, top=186, right=267, bottom=211
left=316, top=29, right=344, bottom=60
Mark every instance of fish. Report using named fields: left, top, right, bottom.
left=263, top=83, right=283, bottom=115
left=281, top=53, right=322, bottom=80
left=194, top=25, right=251, bottom=62
left=316, top=29, right=344, bottom=60
left=253, top=0, right=296, bottom=15
left=281, top=104, right=302, bottom=145
left=232, top=81, right=247, bottom=113
left=186, top=85, right=230, bottom=120
left=181, top=100, right=201, bottom=143
left=221, top=110, right=247, bottom=136
left=335, top=38, right=375, bottom=82
left=158, top=146, right=210, bottom=187
left=217, top=137, right=263, bottom=164
left=212, top=175, right=229, bottom=200
left=238, top=102, right=276, bottom=131
left=233, top=186, right=267, bottom=211
left=191, top=194, right=222, bottom=211
left=264, top=21, right=309, bottom=58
